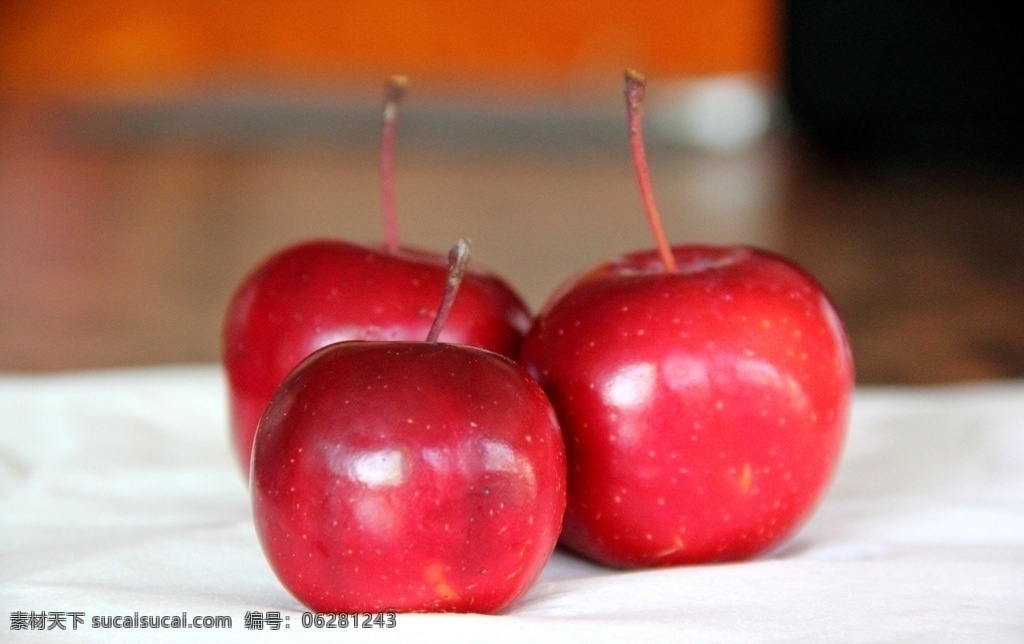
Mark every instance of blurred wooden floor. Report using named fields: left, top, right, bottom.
left=1, top=93, right=1022, bottom=384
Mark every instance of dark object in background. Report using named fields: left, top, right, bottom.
left=782, top=2, right=1024, bottom=167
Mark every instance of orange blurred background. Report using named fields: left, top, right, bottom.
left=1, top=0, right=779, bottom=98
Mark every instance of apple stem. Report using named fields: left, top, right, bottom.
left=625, top=69, right=677, bottom=273
left=380, top=75, right=409, bottom=254
left=426, top=239, right=471, bottom=343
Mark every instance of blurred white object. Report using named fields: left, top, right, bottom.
left=650, top=75, right=774, bottom=152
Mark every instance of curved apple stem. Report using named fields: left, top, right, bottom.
left=380, top=75, right=409, bottom=254
left=426, top=239, right=471, bottom=343
left=625, top=69, right=677, bottom=273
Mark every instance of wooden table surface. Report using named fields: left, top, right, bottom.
left=2, top=93, right=1022, bottom=384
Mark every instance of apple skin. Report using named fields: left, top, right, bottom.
left=223, top=240, right=531, bottom=476
left=250, top=340, right=566, bottom=613
left=519, top=245, right=854, bottom=567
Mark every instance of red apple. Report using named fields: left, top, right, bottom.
left=223, top=78, right=531, bottom=476
left=250, top=242, right=566, bottom=613
left=518, top=70, right=854, bottom=567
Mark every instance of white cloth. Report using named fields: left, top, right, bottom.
left=1, top=366, right=1022, bottom=643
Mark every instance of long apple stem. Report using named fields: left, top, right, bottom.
left=381, top=75, right=408, bottom=254
left=426, top=239, right=471, bottom=343
left=625, top=69, right=677, bottom=273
